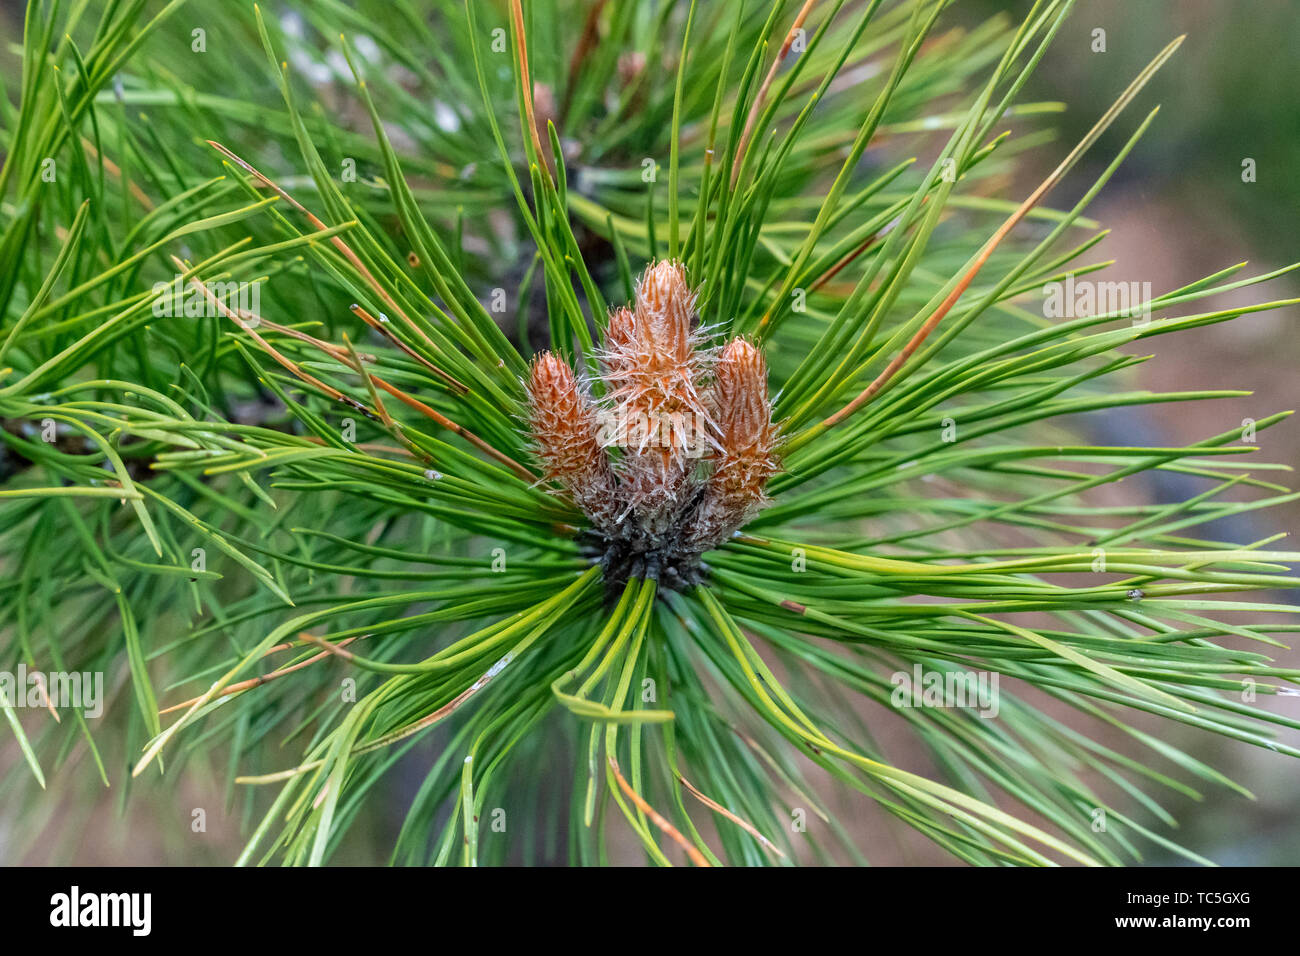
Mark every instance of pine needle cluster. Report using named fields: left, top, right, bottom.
left=0, top=0, right=1296, bottom=867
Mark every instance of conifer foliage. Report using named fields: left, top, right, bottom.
left=0, top=0, right=1296, bottom=866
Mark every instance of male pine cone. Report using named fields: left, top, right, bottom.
left=524, top=260, right=780, bottom=586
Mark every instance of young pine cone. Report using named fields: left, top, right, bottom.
left=599, top=262, right=713, bottom=445
left=525, top=352, right=620, bottom=533
left=525, top=262, right=780, bottom=585
left=601, top=262, right=712, bottom=535
left=685, top=337, right=780, bottom=552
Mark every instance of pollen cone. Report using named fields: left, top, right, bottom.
left=602, top=262, right=709, bottom=535
left=526, top=351, right=619, bottom=532
left=686, top=337, right=780, bottom=551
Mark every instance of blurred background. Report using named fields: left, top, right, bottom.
left=966, top=0, right=1300, bottom=865
left=0, top=0, right=1296, bottom=865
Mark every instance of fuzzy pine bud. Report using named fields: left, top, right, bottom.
left=526, top=352, right=619, bottom=531
left=524, top=264, right=780, bottom=586
left=601, top=260, right=710, bottom=441
left=686, top=337, right=780, bottom=551
left=602, top=261, right=711, bottom=535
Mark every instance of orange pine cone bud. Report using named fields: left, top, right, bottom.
left=605, top=262, right=711, bottom=533
left=525, top=267, right=780, bottom=584
left=712, top=338, right=777, bottom=455
left=526, top=352, right=619, bottom=531
left=600, top=261, right=711, bottom=456
left=601, top=306, right=638, bottom=384
left=635, top=259, right=694, bottom=366
left=686, top=337, right=780, bottom=550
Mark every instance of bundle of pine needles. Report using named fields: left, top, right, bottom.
left=0, top=0, right=1296, bottom=866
